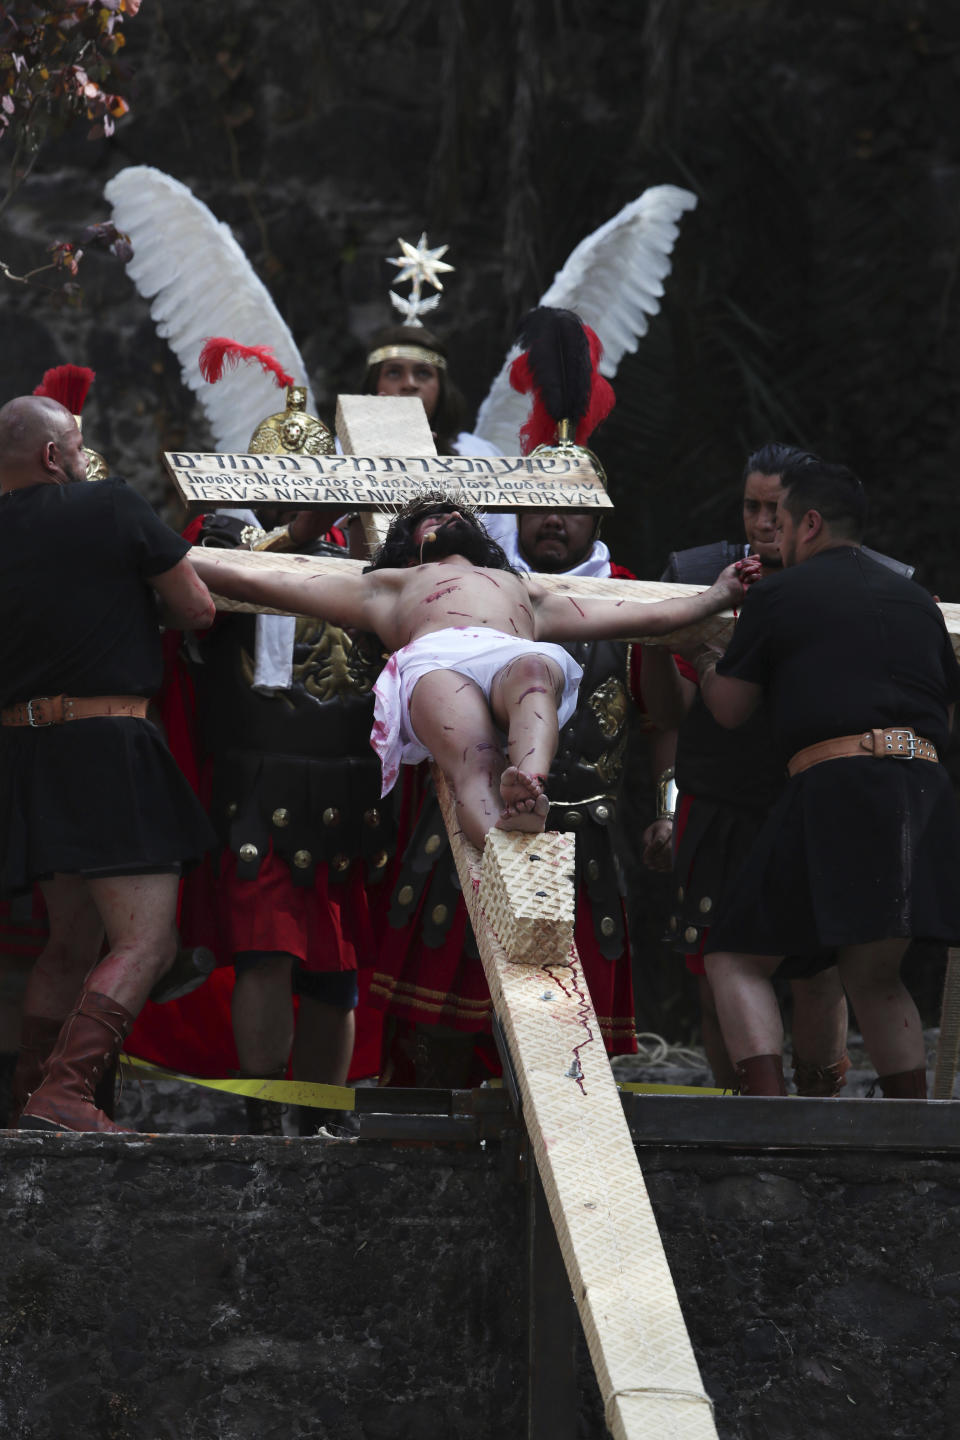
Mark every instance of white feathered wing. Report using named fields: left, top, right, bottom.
left=104, top=165, right=314, bottom=453
left=473, top=184, right=697, bottom=455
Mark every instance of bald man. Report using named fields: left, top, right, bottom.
left=0, top=396, right=217, bottom=1133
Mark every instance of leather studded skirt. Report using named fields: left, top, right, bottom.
left=0, top=718, right=215, bottom=894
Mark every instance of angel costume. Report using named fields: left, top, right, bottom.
left=371, top=627, right=583, bottom=794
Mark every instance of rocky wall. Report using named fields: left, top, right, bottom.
left=2, top=1, right=959, bottom=588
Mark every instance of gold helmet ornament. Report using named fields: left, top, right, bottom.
left=197, top=337, right=334, bottom=456
left=32, top=364, right=109, bottom=481
left=508, top=307, right=616, bottom=487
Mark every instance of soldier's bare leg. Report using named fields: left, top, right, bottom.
left=84, top=872, right=179, bottom=1011
left=232, top=951, right=296, bottom=1076
left=26, top=876, right=104, bottom=1022
left=790, top=969, right=848, bottom=1063
left=789, top=968, right=850, bottom=1094
left=704, top=950, right=784, bottom=1063
left=291, top=998, right=354, bottom=1085
left=11, top=878, right=105, bottom=1118
left=836, top=938, right=919, bottom=1077
left=408, top=671, right=507, bottom=850
left=19, top=872, right=180, bottom=1131
left=696, top=974, right=738, bottom=1089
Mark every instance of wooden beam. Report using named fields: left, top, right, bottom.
left=163, top=400, right=610, bottom=515
left=434, top=770, right=718, bottom=1440
left=193, top=546, right=960, bottom=660
left=189, top=545, right=741, bottom=651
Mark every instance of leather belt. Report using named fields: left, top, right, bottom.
left=788, top=726, right=939, bottom=778
left=0, top=694, right=149, bottom=728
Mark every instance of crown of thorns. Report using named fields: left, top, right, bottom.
left=390, top=486, right=482, bottom=527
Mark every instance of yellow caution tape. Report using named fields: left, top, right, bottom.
left=122, top=1053, right=729, bottom=1108
left=120, top=1053, right=355, bottom=1111
left=617, top=1081, right=728, bottom=1096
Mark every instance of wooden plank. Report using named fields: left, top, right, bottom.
left=435, top=770, right=718, bottom=1440
left=189, top=545, right=741, bottom=651
left=335, top=393, right=437, bottom=456
left=333, top=394, right=432, bottom=552
left=164, top=448, right=610, bottom=513
left=192, top=545, right=960, bottom=660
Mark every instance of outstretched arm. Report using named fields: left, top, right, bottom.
left=151, top=557, right=217, bottom=631
left=683, top=641, right=761, bottom=729
left=188, top=546, right=382, bottom=633
left=530, top=559, right=761, bottom=644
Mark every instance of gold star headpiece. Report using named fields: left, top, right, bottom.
left=386, top=232, right=455, bottom=326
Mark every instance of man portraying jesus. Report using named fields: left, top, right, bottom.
left=190, top=495, right=758, bottom=850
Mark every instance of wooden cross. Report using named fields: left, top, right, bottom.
left=175, top=394, right=719, bottom=1439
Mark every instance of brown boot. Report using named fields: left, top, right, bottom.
left=9, top=1015, right=64, bottom=1124
left=735, top=1052, right=788, bottom=1096
left=19, top=989, right=134, bottom=1133
left=792, top=1051, right=851, bottom=1098
left=877, top=1067, right=928, bottom=1098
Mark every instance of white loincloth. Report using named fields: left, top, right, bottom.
left=371, top=627, right=583, bottom=794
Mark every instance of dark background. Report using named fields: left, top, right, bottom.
left=3, top=0, right=960, bottom=592
left=2, top=0, right=958, bottom=1037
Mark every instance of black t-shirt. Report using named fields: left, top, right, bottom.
left=0, top=479, right=189, bottom=706
left=717, top=546, right=960, bottom=759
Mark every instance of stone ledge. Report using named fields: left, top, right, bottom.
left=2, top=1122, right=959, bottom=1439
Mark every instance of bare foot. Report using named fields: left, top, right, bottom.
left=496, top=794, right=549, bottom=834
left=499, top=766, right=545, bottom=813
left=496, top=770, right=550, bottom=833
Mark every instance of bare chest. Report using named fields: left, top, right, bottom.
left=388, top=566, right=534, bottom=649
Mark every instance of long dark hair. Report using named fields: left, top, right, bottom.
left=365, top=495, right=518, bottom=574
left=362, top=325, right=468, bottom=455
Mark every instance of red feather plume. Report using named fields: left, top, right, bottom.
left=577, top=328, right=615, bottom=446
left=508, top=309, right=615, bottom=454
left=198, top=337, right=295, bottom=390
left=33, top=364, right=96, bottom=414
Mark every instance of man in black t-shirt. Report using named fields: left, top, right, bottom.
left=690, top=455, right=960, bottom=1097
left=0, top=395, right=217, bottom=1133
left=651, top=445, right=851, bottom=1094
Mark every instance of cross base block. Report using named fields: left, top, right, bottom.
left=479, top=829, right=576, bottom=966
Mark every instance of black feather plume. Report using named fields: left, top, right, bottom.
left=514, top=307, right=592, bottom=425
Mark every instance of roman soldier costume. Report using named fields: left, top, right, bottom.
left=126, top=343, right=397, bottom=1089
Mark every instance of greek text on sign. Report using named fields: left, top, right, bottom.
left=163, top=450, right=612, bottom=511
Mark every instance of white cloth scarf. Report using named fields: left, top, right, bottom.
left=481, top=513, right=613, bottom=579
left=218, top=508, right=297, bottom=691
